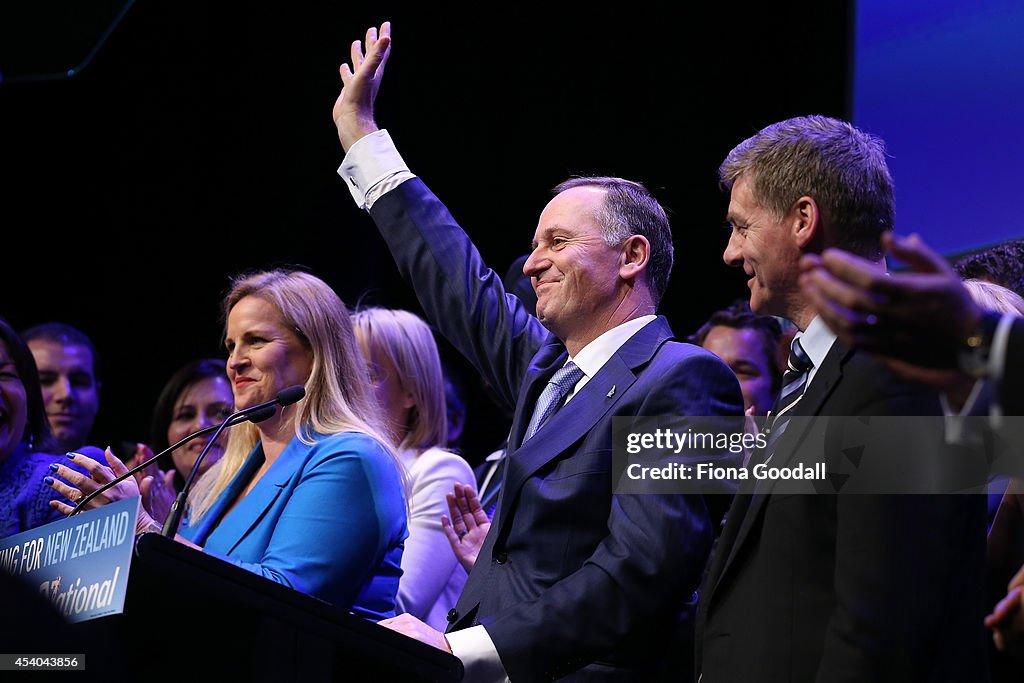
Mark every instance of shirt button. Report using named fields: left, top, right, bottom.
left=495, top=551, right=508, bottom=564
left=447, top=608, right=458, bottom=623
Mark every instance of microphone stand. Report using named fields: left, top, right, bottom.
left=70, top=411, right=263, bottom=516
left=160, top=385, right=306, bottom=539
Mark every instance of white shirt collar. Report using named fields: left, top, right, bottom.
left=563, top=315, right=657, bottom=399
left=794, top=315, right=838, bottom=387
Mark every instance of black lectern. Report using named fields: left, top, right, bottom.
left=72, top=533, right=463, bottom=681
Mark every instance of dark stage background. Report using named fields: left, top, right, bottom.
left=1, top=2, right=850, bottom=465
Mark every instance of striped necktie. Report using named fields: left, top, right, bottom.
left=758, top=336, right=813, bottom=465
left=523, top=361, right=585, bottom=443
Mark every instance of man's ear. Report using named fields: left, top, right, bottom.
left=619, top=235, right=651, bottom=282
left=790, top=195, right=821, bottom=250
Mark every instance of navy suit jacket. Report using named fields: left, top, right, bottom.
left=369, top=178, right=744, bottom=681
left=696, top=340, right=988, bottom=682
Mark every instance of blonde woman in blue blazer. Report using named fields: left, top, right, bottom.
left=49, top=270, right=408, bottom=621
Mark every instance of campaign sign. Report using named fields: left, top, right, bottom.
left=0, top=497, right=139, bottom=623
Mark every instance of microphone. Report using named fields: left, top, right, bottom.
left=160, top=385, right=306, bottom=538
left=70, top=406, right=275, bottom=516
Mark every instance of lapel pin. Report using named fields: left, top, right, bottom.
left=607, top=385, right=616, bottom=398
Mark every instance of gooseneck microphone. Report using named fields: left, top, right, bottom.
left=70, top=405, right=275, bottom=516
left=160, top=385, right=306, bottom=538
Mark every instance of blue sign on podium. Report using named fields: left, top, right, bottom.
left=0, top=497, right=139, bottom=623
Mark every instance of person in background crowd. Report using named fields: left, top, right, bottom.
left=354, top=306, right=475, bottom=631
left=22, top=322, right=101, bottom=455
left=1, top=317, right=92, bottom=538
left=955, top=238, right=1024, bottom=298
left=688, top=299, right=782, bottom=417
left=125, top=358, right=235, bottom=522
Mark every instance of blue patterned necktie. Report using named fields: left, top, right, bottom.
left=758, top=337, right=813, bottom=465
left=523, top=361, right=585, bottom=442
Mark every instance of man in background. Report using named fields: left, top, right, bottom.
left=22, top=322, right=100, bottom=454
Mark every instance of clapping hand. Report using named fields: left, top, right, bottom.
left=441, top=482, right=490, bottom=573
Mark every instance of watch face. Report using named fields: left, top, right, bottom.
left=959, top=311, right=1002, bottom=378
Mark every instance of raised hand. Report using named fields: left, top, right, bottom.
left=126, top=442, right=161, bottom=484
left=333, top=21, right=392, bottom=152
left=140, top=466, right=177, bottom=524
left=800, top=232, right=982, bottom=367
left=440, top=482, right=490, bottom=573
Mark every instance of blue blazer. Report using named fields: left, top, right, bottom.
left=369, top=178, right=744, bottom=681
left=181, top=431, right=407, bottom=621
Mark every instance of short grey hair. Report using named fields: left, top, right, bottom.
left=553, top=176, right=674, bottom=303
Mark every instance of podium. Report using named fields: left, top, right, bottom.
left=72, top=533, right=463, bottom=681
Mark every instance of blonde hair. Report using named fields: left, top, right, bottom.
left=963, top=279, right=1024, bottom=316
left=188, top=270, right=400, bottom=523
left=352, top=308, right=448, bottom=452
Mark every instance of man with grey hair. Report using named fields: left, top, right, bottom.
left=332, top=23, right=744, bottom=682
left=695, top=116, right=987, bottom=681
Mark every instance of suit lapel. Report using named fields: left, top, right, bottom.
left=204, top=437, right=307, bottom=554
left=709, top=342, right=850, bottom=597
left=496, top=318, right=671, bottom=536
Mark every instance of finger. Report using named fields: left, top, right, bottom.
left=441, top=515, right=461, bottom=547
left=339, top=63, right=354, bottom=86
left=106, top=447, right=129, bottom=478
left=446, top=492, right=464, bottom=522
left=163, top=469, right=177, bottom=490
left=993, top=628, right=1006, bottom=651
left=798, top=253, right=823, bottom=273
left=65, top=451, right=106, bottom=478
left=46, top=462, right=95, bottom=493
left=817, top=249, right=891, bottom=296
left=50, top=500, right=74, bottom=515
left=375, top=23, right=392, bottom=76
left=993, top=587, right=1023, bottom=622
left=801, top=265, right=887, bottom=314
left=884, top=232, right=955, bottom=277
left=362, top=33, right=391, bottom=78
left=465, top=487, right=484, bottom=514
left=454, top=483, right=474, bottom=516
left=802, top=277, right=861, bottom=339
left=350, top=39, right=364, bottom=70
left=45, top=475, right=84, bottom=504
left=366, top=26, right=377, bottom=51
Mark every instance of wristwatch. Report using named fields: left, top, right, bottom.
left=958, top=310, right=1002, bottom=378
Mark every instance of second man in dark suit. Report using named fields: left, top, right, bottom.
left=696, top=116, right=988, bottom=681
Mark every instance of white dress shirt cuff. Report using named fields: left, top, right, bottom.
left=446, top=625, right=508, bottom=683
left=336, top=129, right=416, bottom=210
